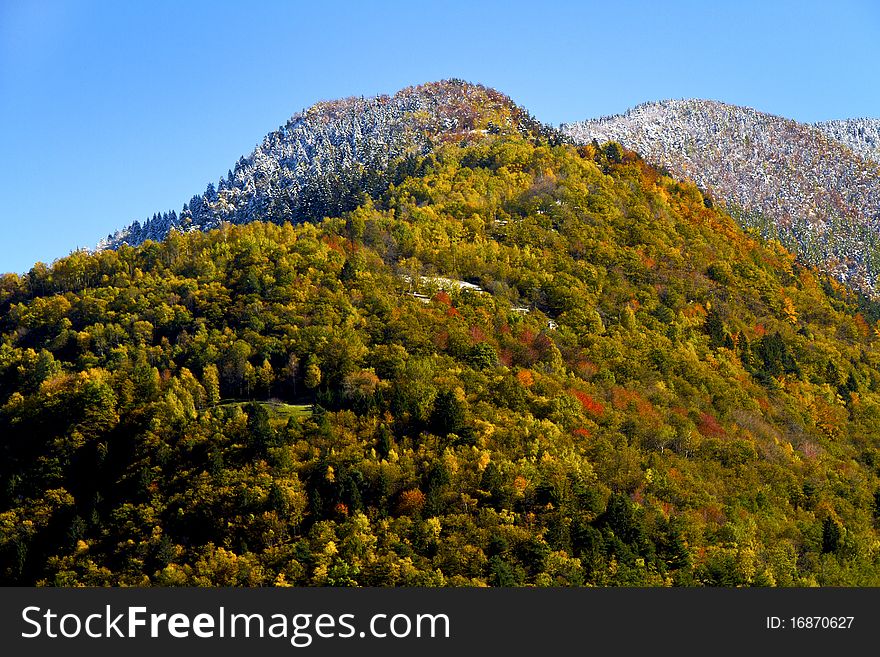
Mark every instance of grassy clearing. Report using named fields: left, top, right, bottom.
left=212, top=399, right=313, bottom=426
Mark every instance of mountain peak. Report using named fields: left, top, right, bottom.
left=99, top=80, right=542, bottom=251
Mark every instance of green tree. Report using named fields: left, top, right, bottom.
left=304, top=355, right=322, bottom=390
left=203, top=364, right=221, bottom=406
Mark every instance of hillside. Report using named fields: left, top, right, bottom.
left=560, top=100, right=880, bottom=296
left=4, top=136, right=880, bottom=586
left=99, top=80, right=543, bottom=250
left=816, top=118, right=880, bottom=165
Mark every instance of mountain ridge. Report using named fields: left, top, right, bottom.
left=560, top=98, right=880, bottom=296
left=99, top=83, right=880, bottom=300
left=99, top=80, right=545, bottom=250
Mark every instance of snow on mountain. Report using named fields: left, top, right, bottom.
left=561, top=100, right=880, bottom=295
left=815, top=118, right=880, bottom=165
left=99, top=80, right=541, bottom=250
left=99, top=82, right=880, bottom=298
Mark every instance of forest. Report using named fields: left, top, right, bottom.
left=3, top=135, right=880, bottom=586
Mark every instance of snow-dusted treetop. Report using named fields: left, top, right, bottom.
left=99, top=82, right=880, bottom=297
left=99, top=80, right=541, bottom=251
left=815, top=118, right=880, bottom=165
left=561, top=100, right=880, bottom=295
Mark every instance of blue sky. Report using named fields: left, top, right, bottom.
left=1, top=0, right=878, bottom=274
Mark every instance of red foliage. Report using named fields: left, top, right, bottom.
left=611, top=387, right=659, bottom=421
left=682, top=303, right=706, bottom=319
left=631, top=487, right=645, bottom=505
left=519, top=329, right=535, bottom=345
left=323, top=235, right=345, bottom=253
left=432, top=290, right=452, bottom=306
left=575, top=360, right=598, bottom=378
left=699, top=503, right=726, bottom=525
left=397, top=489, right=426, bottom=516
left=571, top=389, right=604, bottom=416
left=572, top=427, right=591, bottom=439
left=697, top=412, right=726, bottom=437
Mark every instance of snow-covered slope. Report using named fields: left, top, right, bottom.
left=561, top=100, right=880, bottom=295
left=100, top=83, right=880, bottom=297
left=815, top=118, right=880, bottom=165
left=100, top=80, right=542, bottom=250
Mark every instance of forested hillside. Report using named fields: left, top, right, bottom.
left=816, top=118, right=880, bottom=165
left=99, top=80, right=542, bottom=250
left=561, top=100, right=880, bottom=296
left=3, top=136, right=880, bottom=586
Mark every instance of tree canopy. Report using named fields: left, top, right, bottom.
left=3, top=136, right=880, bottom=586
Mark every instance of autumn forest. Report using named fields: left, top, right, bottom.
left=3, top=136, right=880, bottom=586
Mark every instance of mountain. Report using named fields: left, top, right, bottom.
left=99, top=80, right=544, bottom=250
left=816, top=118, right=880, bottom=165
left=560, top=100, right=880, bottom=296
left=5, top=130, right=880, bottom=586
